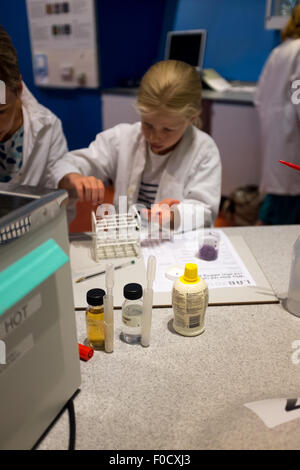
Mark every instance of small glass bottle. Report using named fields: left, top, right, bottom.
left=198, top=231, right=220, bottom=261
left=86, top=288, right=106, bottom=350
left=120, top=283, right=143, bottom=344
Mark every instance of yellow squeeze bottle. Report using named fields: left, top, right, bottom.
left=172, top=263, right=208, bottom=337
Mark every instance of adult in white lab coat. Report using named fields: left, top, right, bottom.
left=51, top=60, right=221, bottom=230
left=0, top=26, right=68, bottom=187
left=255, top=5, right=300, bottom=224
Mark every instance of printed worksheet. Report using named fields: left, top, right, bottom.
left=244, top=398, right=300, bottom=429
left=141, top=229, right=256, bottom=291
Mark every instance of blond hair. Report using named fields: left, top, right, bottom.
left=282, top=4, right=300, bottom=41
left=137, top=60, right=202, bottom=128
left=0, top=25, right=21, bottom=94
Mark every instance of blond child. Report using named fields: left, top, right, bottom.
left=52, top=60, right=221, bottom=230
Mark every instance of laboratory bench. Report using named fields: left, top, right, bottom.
left=37, top=225, right=300, bottom=450
left=101, top=85, right=261, bottom=197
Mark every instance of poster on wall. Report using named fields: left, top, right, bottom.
left=26, top=0, right=99, bottom=88
left=265, top=0, right=300, bottom=29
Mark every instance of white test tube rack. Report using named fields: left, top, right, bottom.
left=91, top=207, right=141, bottom=261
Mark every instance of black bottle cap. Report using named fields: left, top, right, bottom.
left=87, top=288, right=106, bottom=306
left=123, top=283, right=143, bottom=300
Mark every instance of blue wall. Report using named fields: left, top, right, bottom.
left=98, top=0, right=171, bottom=88
left=172, top=0, right=280, bottom=81
left=1, top=0, right=280, bottom=151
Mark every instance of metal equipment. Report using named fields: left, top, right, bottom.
left=0, top=184, right=81, bottom=450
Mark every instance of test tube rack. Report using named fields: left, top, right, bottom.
left=91, top=207, right=141, bottom=261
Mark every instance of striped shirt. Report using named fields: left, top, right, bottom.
left=137, top=146, right=172, bottom=209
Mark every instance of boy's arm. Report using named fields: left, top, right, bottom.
left=49, top=126, right=120, bottom=201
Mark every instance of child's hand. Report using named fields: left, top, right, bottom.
left=141, top=198, right=180, bottom=227
left=58, top=173, right=105, bottom=203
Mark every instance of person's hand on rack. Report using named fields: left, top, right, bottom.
left=141, top=198, right=180, bottom=228
left=58, top=173, right=105, bottom=204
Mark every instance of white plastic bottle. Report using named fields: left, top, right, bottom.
left=172, top=263, right=208, bottom=336
left=286, top=235, right=300, bottom=317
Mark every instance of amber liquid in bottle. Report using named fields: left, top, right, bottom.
left=86, top=305, right=105, bottom=350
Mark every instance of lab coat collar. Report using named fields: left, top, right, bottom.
left=21, top=82, right=52, bottom=132
left=21, top=82, right=52, bottom=159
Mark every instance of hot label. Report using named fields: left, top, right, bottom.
left=0, top=294, right=42, bottom=339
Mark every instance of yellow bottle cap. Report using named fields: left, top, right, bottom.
left=180, top=263, right=200, bottom=284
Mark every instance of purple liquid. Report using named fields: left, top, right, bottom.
left=199, top=244, right=218, bottom=261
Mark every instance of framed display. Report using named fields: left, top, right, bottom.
left=26, top=0, right=99, bottom=88
left=265, top=0, right=300, bottom=29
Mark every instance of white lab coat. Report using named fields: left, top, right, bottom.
left=255, top=38, right=300, bottom=195
left=50, top=122, right=221, bottom=229
left=9, top=83, right=68, bottom=188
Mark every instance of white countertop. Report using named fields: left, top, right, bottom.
left=38, top=225, right=300, bottom=450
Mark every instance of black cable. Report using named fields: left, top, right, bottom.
left=32, top=389, right=80, bottom=450
left=67, top=397, right=76, bottom=451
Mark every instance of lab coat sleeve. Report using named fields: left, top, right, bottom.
left=174, top=137, right=222, bottom=231
left=254, top=49, right=277, bottom=108
left=253, top=64, right=266, bottom=108
left=50, top=126, right=120, bottom=188
left=44, top=117, right=69, bottom=188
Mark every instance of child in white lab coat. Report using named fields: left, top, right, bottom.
left=53, top=60, right=222, bottom=230
left=255, top=5, right=300, bottom=224
left=0, top=25, right=68, bottom=187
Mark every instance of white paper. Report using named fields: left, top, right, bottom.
left=244, top=398, right=300, bottom=429
left=26, top=0, right=99, bottom=88
left=206, top=77, right=232, bottom=92
left=26, top=0, right=96, bottom=50
left=141, top=229, right=256, bottom=292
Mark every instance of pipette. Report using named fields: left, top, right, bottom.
left=279, top=160, right=300, bottom=171
left=104, top=263, right=114, bottom=353
left=141, top=255, right=156, bottom=347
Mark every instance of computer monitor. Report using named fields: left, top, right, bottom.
left=164, top=29, right=207, bottom=71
